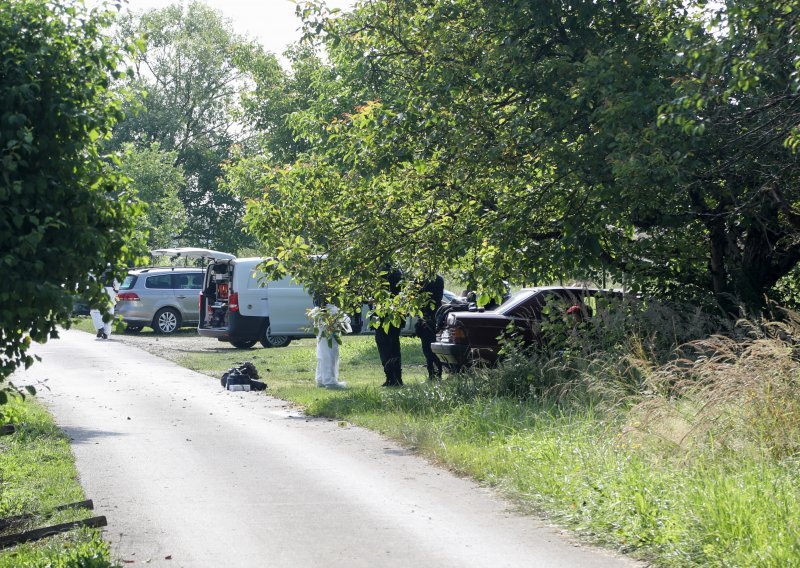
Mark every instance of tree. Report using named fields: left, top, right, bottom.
left=120, top=143, right=187, bottom=249
left=0, top=0, right=145, bottom=386
left=237, top=0, right=800, bottom=315
left=113, top=1, right=278, bottom=252
left=239, top=44, right=349, bottom=168
left=650, top=0, right=800, bottom=312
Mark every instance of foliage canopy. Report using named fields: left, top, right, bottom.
left=113, top=1, right=277, bottom=252
left=235, top=0, right=800, bottom=316
left=0, top=0, right=145, bottom=383
left=119, top=142, right=187, bottom=249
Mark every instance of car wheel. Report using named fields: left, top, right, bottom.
left=125, top=325, right=143, bottom=334
left=260, top=323, right=291, bottom=348
left=231, top=340, right=257, bottom=349
left=153, top=308, right=181, bottom=334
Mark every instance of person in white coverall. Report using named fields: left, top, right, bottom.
left=313, top=304, right=350, bottom=390
left=90, top=279, right=118, bottom=340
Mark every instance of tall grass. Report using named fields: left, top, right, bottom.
left=629, top=333, right=800, bottom=461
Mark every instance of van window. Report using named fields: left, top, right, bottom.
left=268, top=275, right=298, bottom=289
left=146, top=274, right=173, bottom=289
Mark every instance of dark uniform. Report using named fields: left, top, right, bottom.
left=416, top=275, right=444, bottom=380
left=375, top=267, right=403, bottom=386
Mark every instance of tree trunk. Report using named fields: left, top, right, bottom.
left=708, top=221, right=737, bottom=315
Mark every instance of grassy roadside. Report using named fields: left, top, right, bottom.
left=0, top=396, right=115, bottom=567
left=74, top=319, right=800, bottom=566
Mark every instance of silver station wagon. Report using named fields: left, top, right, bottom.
left=115, top=267, right=204, bottom=333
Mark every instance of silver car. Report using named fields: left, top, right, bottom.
left=115, top=267, right=204, bottom=333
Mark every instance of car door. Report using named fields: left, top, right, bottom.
left=142, top=273, right=177, bottom=315
left=173, top=272, right=203, bottom=323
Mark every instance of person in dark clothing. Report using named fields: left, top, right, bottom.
left=374, top=267, right=404, bottom=387
left=415, top=274, right=444, bottom=380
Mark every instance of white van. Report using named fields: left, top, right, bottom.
left=152, top=248, right=327, bottom=349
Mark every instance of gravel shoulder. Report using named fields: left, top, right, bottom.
left=108, top=330, right=225, bottom=362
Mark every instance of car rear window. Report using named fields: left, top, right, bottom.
left=145, top=274, right=173, bottom=289
left=119, top=275, right=137, bottom=291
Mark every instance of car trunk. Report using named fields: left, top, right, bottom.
left=151, top=248, right=237, bottom=334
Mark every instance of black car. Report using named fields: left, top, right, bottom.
left=432, top=287, right=618, bottom=370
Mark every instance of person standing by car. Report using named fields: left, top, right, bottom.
left=90, top=272, right=118, bottom=340
left=374, top=266, right=404, bottom=387
left=415, top=274, right=444, bottom=381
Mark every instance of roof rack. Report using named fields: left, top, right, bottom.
left=129, top=265, right=204, bottom=273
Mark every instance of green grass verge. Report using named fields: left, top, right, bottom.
left=0, top=397, right=115, bottom=567
left=333, top=394, right=800, bottom=567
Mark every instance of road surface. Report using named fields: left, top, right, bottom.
left=12, top=329, right=639, bottom=567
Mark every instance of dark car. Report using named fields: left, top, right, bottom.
left=431, top=286, right=617, bottom=370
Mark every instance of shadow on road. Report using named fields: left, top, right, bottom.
left=64, top=426, right=127, bottom=445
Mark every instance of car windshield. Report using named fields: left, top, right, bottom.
left=119, top=275, right=137, bottom=291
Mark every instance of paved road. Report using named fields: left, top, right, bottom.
left=13, top=329, right=639, bottom=567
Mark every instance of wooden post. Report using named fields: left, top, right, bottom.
left=0, top=516, right=107, bottom=549
left=0, top=500, right=94, bottom=531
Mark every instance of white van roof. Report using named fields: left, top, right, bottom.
left=151, top=248, right=237, bottom=261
